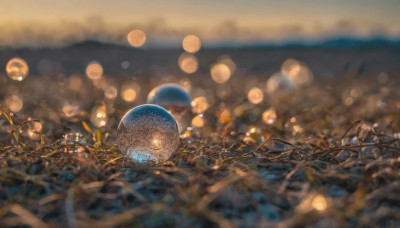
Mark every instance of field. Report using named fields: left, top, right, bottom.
left=0, top=44, right=400, bottom=227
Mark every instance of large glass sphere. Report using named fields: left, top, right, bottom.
left=117, top=104, right=179, bottom=165
left=147, top=83, right=192, bottom=134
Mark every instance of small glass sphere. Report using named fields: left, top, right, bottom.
left=6, top=57, right=29, bottom=81
left=147, top=84, right=192, bottom=134
left=117, top=104, right=180, bottom=165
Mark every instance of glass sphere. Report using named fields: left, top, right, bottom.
left=147, top=83, right=192, bottom=134
left=6, top=57, right=29, bottom=81
left=117, top=104, right=179, bottom=165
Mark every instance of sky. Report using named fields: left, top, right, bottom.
left=0, top=0, right=399, bottom=47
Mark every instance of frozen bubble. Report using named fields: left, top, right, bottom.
left=266, top=73, right=294, bottom=93
left=147, top=84, right=192, bottom=134
left=117, top=104, right=180, bottom=165
left=6, top=57, right=29, bottom=81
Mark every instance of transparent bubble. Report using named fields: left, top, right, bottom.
left=147, top=84, right=192, bottom=134
left=6, top=57, right=29, bottom=81
left=266, top=73, right=294, bottom=93
left=117, top=104, right=179, bottom=165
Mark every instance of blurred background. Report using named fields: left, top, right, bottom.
left=0, top=0, right=399, bottom=79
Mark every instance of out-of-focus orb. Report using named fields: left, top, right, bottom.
left=127, top=29, right=146, bottom=47
left=121, top=83, right=140, bottom=103
left=104, top=85, right=118, bottom=100
left=90, top=105, right=108, bottom=128
left=192, top=114, right=205, bottom=128
left=182, top=35, right=201, bottom=53
left=6, top=57, right=29, bottom=81
left=247, top=87, right=264, bottom=104
left=262, top=108, right=277, bottom=125
left=147, top=84, right=192, bottom=134
left=178, top=53, right=198, bottom=74
left=210, top=63, right=231, bottom=84
left=5, top=94, right=23, bottom=112
left=191, top=96, right=209, bottom=114
left=281, top=59, right=313, bottom=86
left=117, top=104, right=179, bottom=165
left=266, top=73, right=294, bottom=93
left=86, top=61, right=103, bottom=80
left=312, top=195, right=327, bottom=211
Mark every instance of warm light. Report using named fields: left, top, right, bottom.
left=182, top=35, right=201, bottom=53
left=262, top=108, right=277, bottom=125
left=90, top=106, right=107, bottom=128
left=6, top=57, right=29, bottom=81
left=69, top=74, right=82, bottom=92
left=104, top=86, right=118, bottom=100
left=62, top=103, right=80, bottom=118
left=192, top=114, right=205, bottom=128
left=290, top=117, right=296, bottom=123
left=281, top=59, right=313, bottom=86
left=191, top=96, right=209, bottom=114
left=122, top=88, right=137, bottom=102
left=127, top=29, right=146, bottom=47
left=178, top=53, right=198, bottom=74
left=179, top=78, right=192, bottom=92
left=5, top=94, right=23, bottom=112
left=247, top=87, right=264, bottom=104
left=86, top=61, right=103, bottom=80
left=151, top=138, right=162, bottom=150
left=210, top=63, right=231, bottom=84
left=217, top=107, right=231, bottom=124
left=312, top=195, right=327, bottom=211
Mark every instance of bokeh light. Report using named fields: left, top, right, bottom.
left=5, top=94, right=23, bottom=112
left=178, top=53, right=198, bottom=74
left=192, top=114, right=205, bottom=128
left=121, top=83, right=140, bottom=103
left=6, top=57, right=29, bottom=81
left=247, top=87, right=264, bottom=104
left=262, top=108, right=277, bottom=125
left=191, top=96, right=209, bottom=114
left=90, top=105, right=108, bottom=128
left=210, top=63, right=231, bottom=84
left=104, top=85, right=118, bottom=100
left=312, top=195, right=327, bottom=211
left=182, top=35, right=201, bottom=53
left=281, top=59, right=313, bottom=86
left=127, top=29, right=147, bottom=47
left=86, top=61, right=103, bottom=80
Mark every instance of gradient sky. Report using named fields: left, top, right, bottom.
left=1, top=0, right=399, bottom=47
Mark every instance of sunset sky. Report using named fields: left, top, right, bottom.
left=1, top=0, right=399, bottom=47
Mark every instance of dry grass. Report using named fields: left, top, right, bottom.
left=0, top=73, right=399, bottom=228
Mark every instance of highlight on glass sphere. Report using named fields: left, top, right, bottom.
left=147, top=83, right=192, bottom=134
left=117, top=104, right=179, bottom=165
left=6, top=57, right=29, bottom=81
